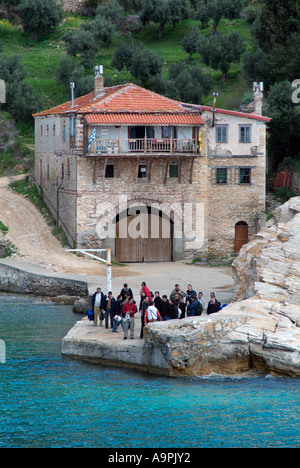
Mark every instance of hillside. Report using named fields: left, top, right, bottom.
left=0, top=0, right=299, bottom=179
left=0, top=7, right=253, bottom=122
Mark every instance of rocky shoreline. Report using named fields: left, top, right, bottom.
left=62, top=197, right=300, bottom=378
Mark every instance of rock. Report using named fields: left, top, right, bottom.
left=144, top=298, right=300, bottom=377
left=72, top=298, right=90, bottom=314
left=51, top=295, right=80, bottom=305
left=143, top=197, right=300, bottom=377
left=232, top=198, right=300, bottom=304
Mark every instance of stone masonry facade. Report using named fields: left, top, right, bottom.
left=34, top=84, right=270, bottom=261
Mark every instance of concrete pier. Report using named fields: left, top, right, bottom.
left=61, top=315, right=171, bottom=376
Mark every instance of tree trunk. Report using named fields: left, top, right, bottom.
left=211, top=19, right=220, bottom=37
left=220, top=71, right=228, bottom=83
left=158, top=22, right=165, bottom=38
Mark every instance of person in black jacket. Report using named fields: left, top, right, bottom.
left=154, top=291, right=163, bottom=312
left=112, top=295, right=125, bottom=332
left=104, top=291, right=116, bottom=329
left=169, top=299, right=179, bottom=320
left=207, top=296, right=221, bottom=315
left=120, top=283, right=133, bottom=303
left=140, top=295, right=150, bottom=339
left=160, top=295, right=171, bottom=321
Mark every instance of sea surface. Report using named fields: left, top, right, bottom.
left=0, top=294, right=299, bottom=449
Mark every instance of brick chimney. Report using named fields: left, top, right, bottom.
left=94, top=74, right=104, bottom=98
left=253, top=82, right=263, bottom=116
left=93, top=65, right=104, bottom=98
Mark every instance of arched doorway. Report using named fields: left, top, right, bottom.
left=115, top=206, right=173, bottom=262
left=234, top=221, right=249, bottom=253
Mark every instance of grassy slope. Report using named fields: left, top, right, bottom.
left=0, top=14, right=253, bottom=140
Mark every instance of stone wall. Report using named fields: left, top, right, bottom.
left=75, top=152, right=207, bottom=260
left=0, top=263, right=88, bottom=297
left=34, top=115, right=77, bottom=246
left=202, top=110, right=267, bottom=255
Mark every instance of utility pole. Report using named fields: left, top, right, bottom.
left=212, top=92, right=218, bottom=128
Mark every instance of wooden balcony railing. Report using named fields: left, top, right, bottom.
left=91, top=138, right=201, bottom=155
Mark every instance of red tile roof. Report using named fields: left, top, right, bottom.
left=183, top=103, right=271, bottom=122
left=85, top=113, right=203, bottom=126
left=33, top=83, right=204, bottom=126
left=201, top=105, right=271, bottom=122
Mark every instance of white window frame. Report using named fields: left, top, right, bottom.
left=239, top=124, right=251, bottom=143
left=216, top=124, right=228, bottom=143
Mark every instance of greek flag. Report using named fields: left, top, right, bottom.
left=88, top=128, right=96, bottom=151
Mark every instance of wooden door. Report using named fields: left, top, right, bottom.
left=234, top=222, right=249, bottom=253
left=116, top=213, right=172, bottom=262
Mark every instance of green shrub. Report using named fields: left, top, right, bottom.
left=18, top=0, right=63, bottom=39
left=274, top=187, right=296, bottom=203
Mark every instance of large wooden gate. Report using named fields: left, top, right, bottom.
left=234, top=221, right=249, bottom=253
left=116, top=212, right=172, bottom=262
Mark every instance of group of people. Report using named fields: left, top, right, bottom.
left=91, top=282, right=223, bottom=340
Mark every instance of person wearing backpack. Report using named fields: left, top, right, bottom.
left=187, top=294, right=202, bottom=317
left=144, top=301, right=162, bottom=325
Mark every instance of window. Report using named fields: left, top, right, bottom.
left=53, top=124, right=55, bottom=136
left=239, top=125, right=251, bottom=143
left=169, top=162, right=178, bottom=178
left=63, top=125, right=66, bottom=141
left=216, top=168, right=227, bottom=184
left=162, top=126, right=171, bottom=139
left=41, top=125, right=43, bottom=136
left=61, top=163, right=64, bottom=180
left=216, top=125, right=228, bottom=143
left=239, top=167, right=251, bottom=184
left=138, top=162, right=147, bottom=179
left=105, top=161, right=115, bottom=178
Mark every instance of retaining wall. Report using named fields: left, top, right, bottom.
left=0, top=263, right=88, bottom=297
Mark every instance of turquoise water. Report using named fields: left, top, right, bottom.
left=0, top=294, right=299, bottom=448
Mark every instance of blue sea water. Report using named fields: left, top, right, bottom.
left=0, top=294, right=299, bottom=449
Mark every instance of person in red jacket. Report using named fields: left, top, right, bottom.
left=141, top=281, right=152, bottom=300
left=122, top=298, right=138, bottom=340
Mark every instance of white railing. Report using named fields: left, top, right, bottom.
left=93, top=138, right=200, bottom=154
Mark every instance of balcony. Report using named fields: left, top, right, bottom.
left=88, top=138, right=201, bottom=156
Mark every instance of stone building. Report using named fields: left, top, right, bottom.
left=33, top=76, right=271, bottom=262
